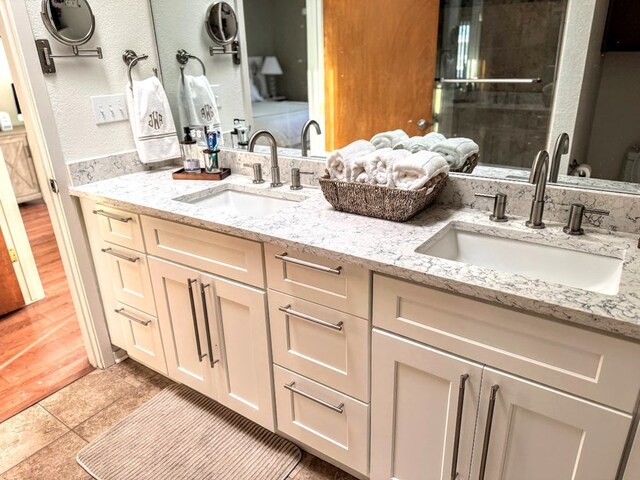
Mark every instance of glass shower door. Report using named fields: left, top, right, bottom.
left=433, top=0, right=567, bottom=169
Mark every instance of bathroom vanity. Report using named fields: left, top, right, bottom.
left=71, top=168, right=640, bottom=480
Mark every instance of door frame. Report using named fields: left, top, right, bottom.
left=0, top=0, right=115, bottom=368
left=306, top=0, right=326, bottom=153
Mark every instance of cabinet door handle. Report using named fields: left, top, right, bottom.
left=114, top=308, right=151, bottom=326
left=187, top=278, right=206, bottom=362
left=278, top=305, right=344, bottom=331
left=92, top=209, right=133, bottom=223
left=101, top=247, right=139, bottom=263
left=284, top=381, right=345, bottom=414
left=275, top=252, right=342, bottom=275
left=451, top=374, right=469, bottom=480
left=478, top=385, right=500, bottom=480
left=200, top=283, right=219, bottom=368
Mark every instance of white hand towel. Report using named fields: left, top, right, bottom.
left=431, top=137, right=479, bottom=169
left=127, top=77, right=181, bottom=164
left=393, top=132, right=447, bottom=153
left=326, top=140, right=375, bottom=181
left=370, top=129, right=409, bottom=149
left=362, top=148, right=411, bottom=185
left=391, top=151, right=449, bottom=190
left=178, top=74, right=221, bottom=130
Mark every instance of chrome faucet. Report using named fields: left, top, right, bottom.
left=526, top=150, right=550, bottom=229
left=549, top=133, right=569, bottom=183
left=300, top=120, right=321, bottom=157
left=248, top=130, right=283, bottom=187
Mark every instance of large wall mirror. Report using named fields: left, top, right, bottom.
left=149, top=0, right=640, bottom=196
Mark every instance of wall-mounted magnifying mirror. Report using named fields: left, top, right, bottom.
left=206, top=2, right=239, bottom=46
left=37, top=0, right=103, bottom=74
left=41, top=0, right=96, bottom=46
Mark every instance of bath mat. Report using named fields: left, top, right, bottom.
left=77, top=384, right=301, bottom=480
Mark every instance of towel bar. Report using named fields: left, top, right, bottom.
left=176, top=49, right=207, bottom=82
left=123, top=49, right=158, bottom=88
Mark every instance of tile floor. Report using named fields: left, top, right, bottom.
left=0, top=359, right=357, bottom=480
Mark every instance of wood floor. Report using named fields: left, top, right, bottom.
left=0, top=201, right=93, bottom=423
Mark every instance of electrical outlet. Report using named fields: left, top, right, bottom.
left=91, top=94, right=128, bottom=125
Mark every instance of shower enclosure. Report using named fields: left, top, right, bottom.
left=434, top=0, right=568, bottom=169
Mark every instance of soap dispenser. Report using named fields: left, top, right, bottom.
left=180, top=127, right=200, bottom=173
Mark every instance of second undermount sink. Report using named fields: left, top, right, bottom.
left=416, top=225, right=624, bottom=295
left=174, top=185, right=302, bottom=217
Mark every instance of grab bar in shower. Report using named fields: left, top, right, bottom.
left=435, top=77, right=541, bottom=84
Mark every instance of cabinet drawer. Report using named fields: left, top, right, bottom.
left=265, top=244, right=370, bottom=318
left=273, top=366, right=369, bottom=476
left=373, top=274, right=640, bottom=413
left=115, top=302, right=167, bottom=375
left=269, top=291, right=370, bottom=402
left=93, top=204, right=144, bottom=252
left=141, top=216, right=264, bottom=288
left=101, top=242, right=156, bottom=316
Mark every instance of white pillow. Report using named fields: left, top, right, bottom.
left=250, top=82, right=264, bottom=102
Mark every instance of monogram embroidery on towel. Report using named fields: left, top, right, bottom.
left=148, top=111, right=164, bottom=130
left=201, top=104, right=215, bottom=122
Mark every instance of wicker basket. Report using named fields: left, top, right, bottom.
left=319, top=173, right=448, bottom=222
left=451, top=153, right=478, bottom=174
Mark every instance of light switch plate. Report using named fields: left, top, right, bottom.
left=91, top=94, right=128, bottom=124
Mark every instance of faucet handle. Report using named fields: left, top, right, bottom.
left=243, top=162, right=264, bottom=184
left=290, top=168, right=314, bottom=190
left=563, top=204, right=609, bottom=235
left=475, top=193, right=508, bottom=222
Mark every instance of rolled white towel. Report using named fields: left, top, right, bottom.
left=362, top=148, right=411, bottom=186
left=326, top=140, right=375, bottom=181
left=393, top=132, right=447, bottom=153
left=370, top=129, right=409, bottom=149
left=391, top=151, right=450, bottom=190
left=431, top=137, right=479, bottom=169
left=349, top=151, right=371, bottom=183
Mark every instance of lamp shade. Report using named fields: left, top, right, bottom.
left=261, top=56, right=283, bottom=75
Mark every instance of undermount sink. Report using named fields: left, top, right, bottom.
left=416, top=225, right=624, bottom=295
left=174, top=186, right=302, bottom=217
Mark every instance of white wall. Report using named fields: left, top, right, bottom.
left=149, top=0, right=250, bottom=135
left=548, top=0, right=609, bottom=172
left=23, top=0, right=159, bottom=163
left=586, top=52, right=640, bottom=180
left=0, top=38, right=23, bottom=126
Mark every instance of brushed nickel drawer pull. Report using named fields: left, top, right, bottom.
left=101, top=248, right=139, bottom=263
left=200, top=283, right=219, bottom=368
left=93, top=209, right=133, bottom=223
left=275, top=253, right=342, bottom=275
left=478, top=385, right=500, bottom=480
left=187, top=278, right=206, bottom=362
left=284, top=381, right=345, bottom=414
left=279, top=305, right=344, bottom=331
left=451, top=374, right=469, bottom=480
left=114, top=308, right=151, bottom=326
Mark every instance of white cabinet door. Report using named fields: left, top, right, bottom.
left=472, top=367, right=632, bottom=480
left=149, top=257, right=217, bottom=399
left=370, top=329, right=483, bottom=480
left=202, top=273, right=274, bottom=431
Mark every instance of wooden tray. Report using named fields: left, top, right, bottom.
left=172, top=168, right=231, bottom=181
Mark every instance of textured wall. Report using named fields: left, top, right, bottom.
left=24, top=0, right=159, bottom=163
left=149, top=0, right=250, bottom=134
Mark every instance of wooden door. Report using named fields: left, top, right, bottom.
left=148, top=257, right=216, bottom=398
left=370, top=329, right=483, bottom=480
left=323, top=0, right=440, bottom=150
left=0, top=226, right=24, bottom=316
left=202, top=273, right=274, bottom=430
left=472, top=367, right=632, bottom=480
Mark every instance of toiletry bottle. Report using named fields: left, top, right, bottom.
left=180, top=127, right=200, bottom=174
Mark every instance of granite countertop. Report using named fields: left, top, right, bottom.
left=70, top=169, right=640, bottom=341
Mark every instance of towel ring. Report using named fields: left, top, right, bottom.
left=176, top=49, right=206, bottom=82
left=123, top=49, right=158, bottom=88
